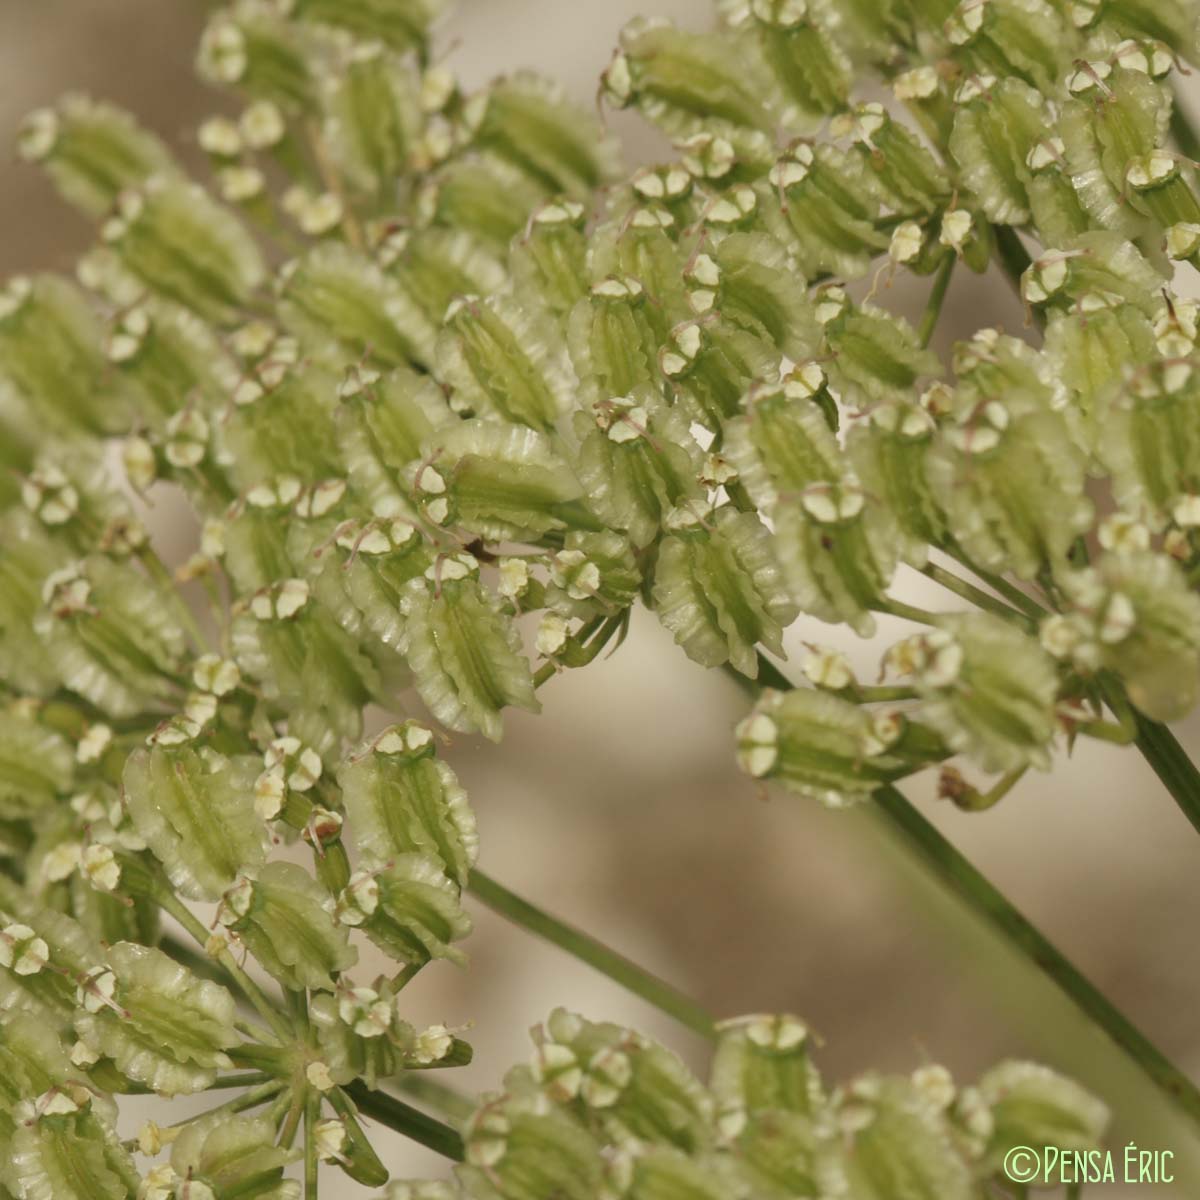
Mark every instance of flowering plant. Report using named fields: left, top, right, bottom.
left=3, top=0, right=1200, bottom=1195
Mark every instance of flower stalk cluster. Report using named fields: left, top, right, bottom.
left=2, top=0, right=1200, bottom=1193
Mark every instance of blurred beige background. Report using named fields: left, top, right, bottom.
left=4, top=1, right=1200, bottom=1195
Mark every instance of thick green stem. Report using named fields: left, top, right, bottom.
left=469, top=868, right=717, bottom=1039
left=917, top=253, right=955, bottom=348
left=343, top=1082, right=465, bottom=1161
left=278, top=1098, right=303, bottom=1149
left=874, top=784, right=1200, bottom=1126
left=1097, top=676, right=1200, bottom=838
left=1130, top=711, right=1200, bottom=839
left=304, top=1089, right=320, bottom=1199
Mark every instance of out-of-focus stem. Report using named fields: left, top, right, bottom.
left=877, top=597, right=942, bottom=626
left=396, top=1074, right=478, bottom=1127
left=920, top=562, right=1037, bottom=631
left=874, top=783, right=1200, bottom=1126
left=469, top=868, right=717, bottom=1039
left=943, top=546, right=1048, bottom=623
left=729, top=657, right=1200, bottom=1128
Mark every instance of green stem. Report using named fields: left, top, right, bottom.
left=877, top=597, right=942, bottom=626
left=917, top=253, right=955, bottom=348
left=874, top=783, right=1200, bottom=1126
left=735, top=657, right=1200, bottom=1127
left=229, top=1044, right=289, bottom=1072
left=170, top=1079, right=286, bottom=1129
left=944, top=546, right=1049, bottom=622
left=392, top=960, right=425, bottom=991
left=234, top=1017, right=277, bottom=1044
left=343, top=1082, right=465, bottom=1161
left=920, top=562, right=1036, bottom=631
left=469, top=868, right=717, bottom=1039
left=278, top=1097, right=303, bottom=1149
left=286, top=986, right=309, bottom=1031
left=1130, top=710, right=1200, bottom=839
left=267, top=1089, right=294, bottom=1130
left=156, top=890, right=293, bottom=1042
left=1096, top=675, right=1200, bottom=837
left=1076, top=718, right=1135, bottom=747
left=206, top=1072, right=274, bottom=1090
left=304, top=1089, right=320, bottom=1199
left=755, top=654, right=797, bottom=692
